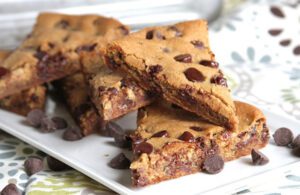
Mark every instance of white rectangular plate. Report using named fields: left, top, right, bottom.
left=0, top=96, right=299, bottom=195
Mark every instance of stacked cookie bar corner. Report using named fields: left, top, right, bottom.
left=0, top=13, right=270, bottom=186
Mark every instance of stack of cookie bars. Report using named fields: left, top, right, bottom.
left=0, top=13, right=269, bottom=186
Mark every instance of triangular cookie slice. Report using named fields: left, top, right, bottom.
left=106, top=20, right=238, bottom=130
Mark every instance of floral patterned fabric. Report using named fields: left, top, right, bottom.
left=0, top=0, right=299, bottom=194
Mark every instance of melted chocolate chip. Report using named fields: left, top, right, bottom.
left=62, top=127, right=83, bottom=141
left=190, top=126, right=204, bottom=132
left=279, top=39, right=291, bottom=46
left=168, top=26, right=182, bottom=37
left=151, top=130, right=169, bottom=138
left=40, top=117, right=57, bottom=133
left=118, top=25, right=129, bottom=35
left=199, top=60, right=219, bottom=68
left=191, top=40, right=204, bottom=49
left=251, top=149, right=269, bottom=165
left=178, top=131, right=195, bottom=142
left=210, top=75, right=228, bottom=87
left=109, top=153, right=130, bottom=169
left=202, top=154, right=224, bottom=174
left=184, top=68, right=205, bottom=82
left=0, top=67, right=9, bottom=78
left=26, top=109, right=46, bottom=127
left=74, top=103, right=91, bottom=118
left=24, top=156, right=44, bottom=176
left=51, top=117, right=68, bottom=130
left=75, top=43, right=97, bottom=53
left=174, top=54, right=192, bottom=63
left=56, top=20, right=69, bottom=29
left=270, top=6, right=285, bottom=18
left=268, top=29, right=283, bottom=36
left=146, top=30, right=165, bottom=40
left=134, top=142, right=153, bottom=155
left=273, top=127, right=294, bottom=146
left=292, top=135, right=300, bottom=148
left=149, top=65, right=163, bottom=76
left=1, top=183, right=20, bottom=195
left=46, top=156, right=71, bottom=171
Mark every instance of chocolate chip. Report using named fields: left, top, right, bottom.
left=108, top=153, right=130, bottom=169
left=184, top=68, right=205, bottom=82
left=178, top=131, right=195, bottom=142
left=171, top=104, right=182, bottom=109
left=294, top=46, right=300, bottom=55
left=190, top=126, right=204, bottom=132
left=1, top=183, right=20, bottom=195
left=146, top=30, right=165, bottom=40
left=74, top=103, right=91, bottom=118
left=0, top=67, right=9, bottom=78
left=191, top=40, right=204, bottom=49
left=168, top=26, right=182, bottom=37
left=270, top=6, right=285, bottom=18
left=268, top=29, right=283, bottom=36
left=51, top=117, right=68, bottom=130
left=292, top=135, right=300, bottom=148
left=292, top=147, right=300, bottom=157
left=174, top=54, right=192, bottom=63
left=106, top=122, right=130, bottom=148
left=107, top=87, right=118, bottom=95
left=118, top=25, right=129, bottom=35
left=75, top=43, right=97, bottom=53
left=62, top=127, right=83, bottom=141
left=134, top=142, right=153, bottom=155
left=24, top=156, right=44, bottom=176
left=273, top=127, right=294, bottom=146
left=279, top=39, right=291, bottom=46
left=26, top=109, right=46, bottom=127
left=149, top=65, right=163, bottom=76
left=56, top=20, right=69, bottom=29
left=151, top=130, right=168, bottom=138
left=46, top=156, right=71, bottom=171
left=203, top=154, right=224, bottom=174
left=210, top=75, right=228, bottom=87
left=251, top=149, right=269, bottom=165
left=40, top=117, right=57, bottom=133
left=199, top=60, right=219, bottom=68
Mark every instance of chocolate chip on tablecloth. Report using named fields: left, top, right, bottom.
left=273, top=127, right=294, bottom=146
left=46, top=156, right=71, bottom=171
left=0, top=183, right=20, bottom=195
left=24, top=156, right=44, bottom=176
left=109, top=153, right=131, bottom=169
left=251, top=149, right=269, bottom=165
left=203, top=154, right=224, bottom=174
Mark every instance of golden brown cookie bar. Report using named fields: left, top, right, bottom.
left=0, top=13, right=128, bottom=99
left=130, top=101, right=269, bottom=186
left=105, top=20, right=238, bottom=130
left=0, top=50, right=46, bottom=116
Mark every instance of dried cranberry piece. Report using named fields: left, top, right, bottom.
left=51, top=117, right=68, bottom=130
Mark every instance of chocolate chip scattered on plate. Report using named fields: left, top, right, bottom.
left=273, top=127, right=294, bottom=146
left=109, top=153, right=131, bottom=169
left=51, top=116, right=68, bottom=130
left=62, top=127, right=83, bottom=141
left=24, top=156, right=44, bottom=176
left=292, top=134, right=300, bottom=148
left=26, top=109, right=46, bottom=127
left=251, top=149, right=269, bottom=165
left=202, top=154, right=224, bottom=174
left=40, top=117, right=57, bottom=133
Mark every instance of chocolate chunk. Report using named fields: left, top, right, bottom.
left=46, top=156, right=71, bottom=171
left=292, top=135, right=300, bottom=148
left=56, top=20, right=69, bottom=29
left=146, top=30, right=165, bottom=40
left=294, top=46, right=300, bottom=55
left=26, top=109, right=46, bottom=127
left=190, top=126, right=205, bottom=132
left=75, top=43, right=97, bottom=53
left=184, top=68, right=205, bottom=82
left=149, top=65, right=163, bottom=76
left=51, top=117, right=68, bottom=130
left=62, top=127, right=83, bottom=141
left=268, top=29, right=283, bottom=36
left=40, top=117, right=57, bottom=133
left=199, top=60, right=219, bottom=68
left=108, top=153, right=130, bottom=169
left=191, top=40, right=204, bottom=49
left=273, top=127, right=294, bottom=146
left=24, top=156, right=44, bottom=176
left=151, top=130, right=169, bottom=138
left=168, top=26, right=182, bottom=37
left=292, top=147, right=300, bottom=157
left=279, top=39, right=291, bottom=46
left=106, top=122, right=130, bottom=148
left=203, top=154, right=224, bottom=174
left=134, top=142, right=153, bottom=155
left=251, top=149, right=269, bottom=165
left=270, top=6, right=285, bottom=18
left=74, top=103, right=92, bottom=118
left=178, top=131, right=195, bottom=142
left=174, top=54, right=192, bottom=63
left=118, top=25, right=129, bottom=35
left=1, top=183, right=20, bottom=195
left=0, top=67, right=9, bottom=78
left=210, top=75, right=228, bottom=87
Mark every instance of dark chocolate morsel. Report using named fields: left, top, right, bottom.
left=174, top=54, right=192, bottom=63
left=26, top=109, right=46, bottom=127
left=1, top=183, right=20, bottom=195
left=40, top=117, right=57, bottom=133
left=203, top=154, right=224, bottom=174
left=134, top=142, right=153, bottom=155
left=184, top=68, right=205, bottom=82
left=273, top=127, right=294, bottom=146
left=151, top=130, right=169, bottom=138
left=178, top=131, right=195, bottom=142
left=51, top=117, right=68, bottom=130
left=24, top=156, right=44, bottom=176
left=292, top=135, right=300, bottom=148
left=108, top=153, right=131, bottom=169
left=190, top=126, right=205, bottom=132
left=62, top=127, right=83, bottom=141
left=251, top=149, right=269, bottom=165
left=46, top=156, right=71, bottom=171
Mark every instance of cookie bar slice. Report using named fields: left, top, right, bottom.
left=130, top=101, right=269, bottom=186
left=0, top=13, right=128, bottom=98
left=106, top=20, right=238, bottom=130
left=0, top=50, right=46, bottom=116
